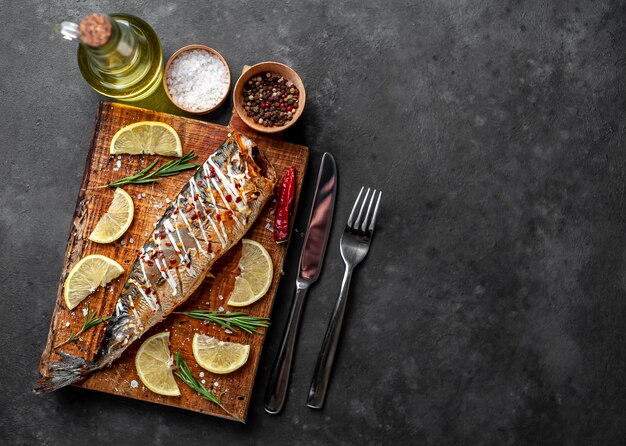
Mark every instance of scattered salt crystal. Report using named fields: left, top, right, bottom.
left=142, top=193, right=146, bottom=198
left=272, top=198, right=277, bottom=203
left=120, top=240, right=127, bottom=246
left=117, top=155, right=122, bottom=160
left=71, top=311, right=75, bottom=317
left=165, top=49, right=229, bottom=112
left=82, top=307, right=88, bottom=317
left=115, top=160, right=122, bottom=169
left=218, top=306, right=224, bottom=312
left=201, top=379, right=206, bottom=384
left=218, top=295, right=224, bottom=301
left=65, top=322, right=70, bottom=327
left=165, top=198, right=171, bottom=204
left=225, top=329, right=233, bottom=335
left=129, top=238, right=134, bottom=244
left=199, top=372, right=205, bottom=378
left=214, top=381, right=220, bottom=387
left=137, top=194, right=142, bottom=200
left=130, top=380, right=139, bottom=388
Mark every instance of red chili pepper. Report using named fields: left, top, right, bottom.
left=274, top=165, right=296, bottom=243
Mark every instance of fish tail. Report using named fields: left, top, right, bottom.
left=33, top=352, right=96, bottom=393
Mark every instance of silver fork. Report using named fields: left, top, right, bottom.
left=307, top=186, right=382, bottom=409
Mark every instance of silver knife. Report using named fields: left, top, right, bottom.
left=264, top=152, right=337, bottom=414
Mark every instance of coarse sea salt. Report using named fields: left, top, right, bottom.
left=166, top=49, right=229, bottom=112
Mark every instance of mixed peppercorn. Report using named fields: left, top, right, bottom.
left=242, top=72, right=300, bottom=127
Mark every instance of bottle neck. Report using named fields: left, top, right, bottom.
left=82, top=17, right=138, bottom=72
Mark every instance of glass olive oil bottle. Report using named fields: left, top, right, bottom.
left=59, top=13, right=163, bottom=101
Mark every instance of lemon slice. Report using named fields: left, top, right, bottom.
left=192, top=333, right=250, bottom=374
left=88, top=188, right=134, bottom=244
left=135, top=332, right=181, bottom=396
left=227, top=239, right=273, bottom=307
left=110, top=121, right=182, bottom=157
left=63, top=254, right=124, bottom=310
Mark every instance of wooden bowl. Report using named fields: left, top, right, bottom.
left=163, top=44, right=231, bottom=115
left=233, top=62, right=306, bottom=133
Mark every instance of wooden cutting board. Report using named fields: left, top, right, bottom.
left=38, top=102, right=308, bottom=422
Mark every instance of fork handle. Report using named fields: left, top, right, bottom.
left=307, top=264, right=354, bottom=409
left=264, top=280, right=310, bottom=414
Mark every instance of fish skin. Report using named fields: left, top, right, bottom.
left=35, top=132, right=276, bottom=393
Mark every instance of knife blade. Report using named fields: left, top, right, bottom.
left=264, top=152, right=337, bottom=414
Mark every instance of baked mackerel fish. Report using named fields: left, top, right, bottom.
left=35, top=131, right=276, bottom=393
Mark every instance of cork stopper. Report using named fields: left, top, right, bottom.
left=79, top=13, right=112, bottom=47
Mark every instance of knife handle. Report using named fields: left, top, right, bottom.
left=264, top=280, right=310, bottom=414
left=307, top=265, right=354, bottom=409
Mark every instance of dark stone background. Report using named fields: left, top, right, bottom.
left=1, top=0, right=625, bottom=444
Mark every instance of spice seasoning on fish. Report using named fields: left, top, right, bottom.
left=242, top=72, right=300, bottom=127
left=273, top=166, right=296, bottom=243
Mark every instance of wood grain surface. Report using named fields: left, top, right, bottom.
left=38, top=102, right=308, bottom=422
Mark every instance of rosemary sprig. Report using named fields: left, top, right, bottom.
left=86, top=152, right=199, bottom=190
left=174, top=310, right=270, bottom=334
left=54, top=303, right=111, bottom=349
left=174, top=351, right=234, bottom=417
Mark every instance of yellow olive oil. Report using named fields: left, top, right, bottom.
left=76, top=14, right=163, bottom=102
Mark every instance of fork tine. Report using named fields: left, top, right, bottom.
left=360, top=189, right=377, bottom=232
left=346, top=186, right=364, bottom=228
left=368, top=191, right=382, bottom=232
left=353, top=187, right=371, bottom=229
